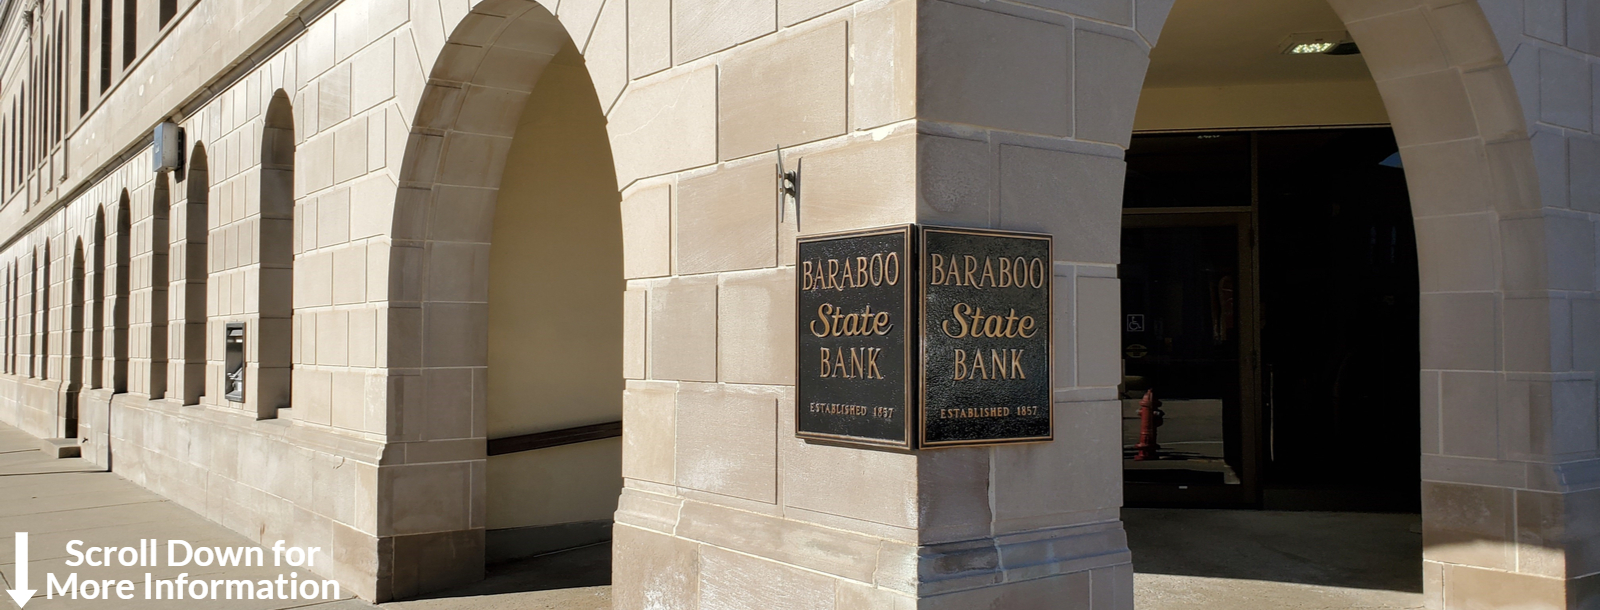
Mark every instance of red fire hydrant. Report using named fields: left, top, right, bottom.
left=1134, top=389, right=1164, bottom=461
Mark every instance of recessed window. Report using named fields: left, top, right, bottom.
left=122, top=0, right=136, bottom=68
left=224, top=323, right=245, bottom=402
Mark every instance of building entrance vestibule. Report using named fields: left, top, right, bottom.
left=1121, top=128, right=1420, bottom=512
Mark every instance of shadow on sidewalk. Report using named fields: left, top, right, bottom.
left=1125, top=508, right=1423, bottom=594
left=384, top=542, right=611, bottom=609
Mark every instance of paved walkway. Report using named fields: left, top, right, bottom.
left=0, top=422, right=613, bottom=610
left=0, top=421, right=1423, bottom=609
left=1126, top=508, right=1425, bottom=610
left=0, top=424, right=370, bottom=610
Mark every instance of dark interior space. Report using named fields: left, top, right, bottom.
left=1120, top=128, right=1420, bottom=512
left=1256, top=129, right=1420, bottom=511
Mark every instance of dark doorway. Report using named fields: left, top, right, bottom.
left=1121, top=127, right=1420, bottom=512
left=1256, top=129, right=1419, bottom=511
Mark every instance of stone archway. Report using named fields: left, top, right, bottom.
left=1120, top=0, right=1591, bottom=605
left=377, top=0, right=630, bottom=599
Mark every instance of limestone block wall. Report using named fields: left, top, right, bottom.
left=0, top=0, right=403, bottom=599
left=896, top=0, right=1161, bottom=605
left=0, top=104, right=389, bottom=597
left=0, top=0, right=1596, bottom=607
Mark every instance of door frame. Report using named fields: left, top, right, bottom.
left=1121, top=208, right=1264, bottom=508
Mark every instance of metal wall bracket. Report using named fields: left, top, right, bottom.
left=777, top=145, right=802, bottom=231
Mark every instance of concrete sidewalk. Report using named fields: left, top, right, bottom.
left=0, top=422, right=611, bottom=610
left=0, top=424, right=372, bottom=610
left=0, top=420, right=1425, bottom=610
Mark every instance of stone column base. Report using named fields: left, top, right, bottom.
left=611, top=496, right=1133, bottom=610
left=376, top=528, right=486, bottom=602
left=1427, top=561, right=1600, bottom=610
left=38, top=437, right=80, bottom=458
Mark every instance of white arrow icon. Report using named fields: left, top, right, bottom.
left=6, top=532, right=34, bottom=608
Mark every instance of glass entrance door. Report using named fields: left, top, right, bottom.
left=1121, top=211, right=1259, bottom=507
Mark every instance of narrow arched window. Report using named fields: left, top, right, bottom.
left=28, top=251, right=37, bottom=378
left=68, top=239, right=85, bottom=436
left=90, top=208, right=104, bottom=389
left=177, top=143, right=208, bottom=405
left=9, top=263, right=17, bottom=375
left=246, top=91, right=295, bottom=419
left=148, top=176, right=170, bottom=398
left=112, top=192, right=130, bottom=392
left=3, top=264, right=12, bottom=375
left=40, top=242, right=49, bottom=380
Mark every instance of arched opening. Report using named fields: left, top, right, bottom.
left=387, top=0, right=627, bottom=595
left=1111, top=0, right=1537, bottom=606
left=91, top=207, right=104, bottom=389
left=254, top=91, right=294, bottom=419
left=177, top=143, right=208, bottom=405
left=113, top=191, right=130, bottom=393
left=39, top=242, right=49, bottom=380
left=483, top=39, right=624, bottom=566
left=1121, top=1, right=1421, bottom=505
left=148, top=175, right=171, bottom=398
left=11, top=262, right=19, bottom=376
left=66, top=239, right=85, bottom=437
left=6, top=262, right=13, bottom=375
left=1120, top=1, right=1421, bottom=602
left=27, top=251, right=36, bottom=378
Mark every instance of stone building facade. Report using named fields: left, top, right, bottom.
left=0, top=0, right=1596, bottom=606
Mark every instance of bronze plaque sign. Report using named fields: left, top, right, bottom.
left=795, top=225, right=1052, bottom=449
left=919, top=227, right=1053, bottom=447
left=795, top=226, right=915, bottom=448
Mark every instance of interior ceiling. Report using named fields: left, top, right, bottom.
left=1144, top=0, right=1374, bottom=88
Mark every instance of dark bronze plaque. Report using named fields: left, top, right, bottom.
left=796, top=226, right=915, bottom=448
left=920, top=226, right=1053, bottom=447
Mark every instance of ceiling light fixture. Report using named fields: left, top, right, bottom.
left=1288, top=42, right=1337, bottom=54
left=1279, top=31, right=1356, bottom=55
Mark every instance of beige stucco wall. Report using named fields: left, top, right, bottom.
left=484, top=42, right=625, bottom=532
left=1133, top=79, right=1390, bottom=131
